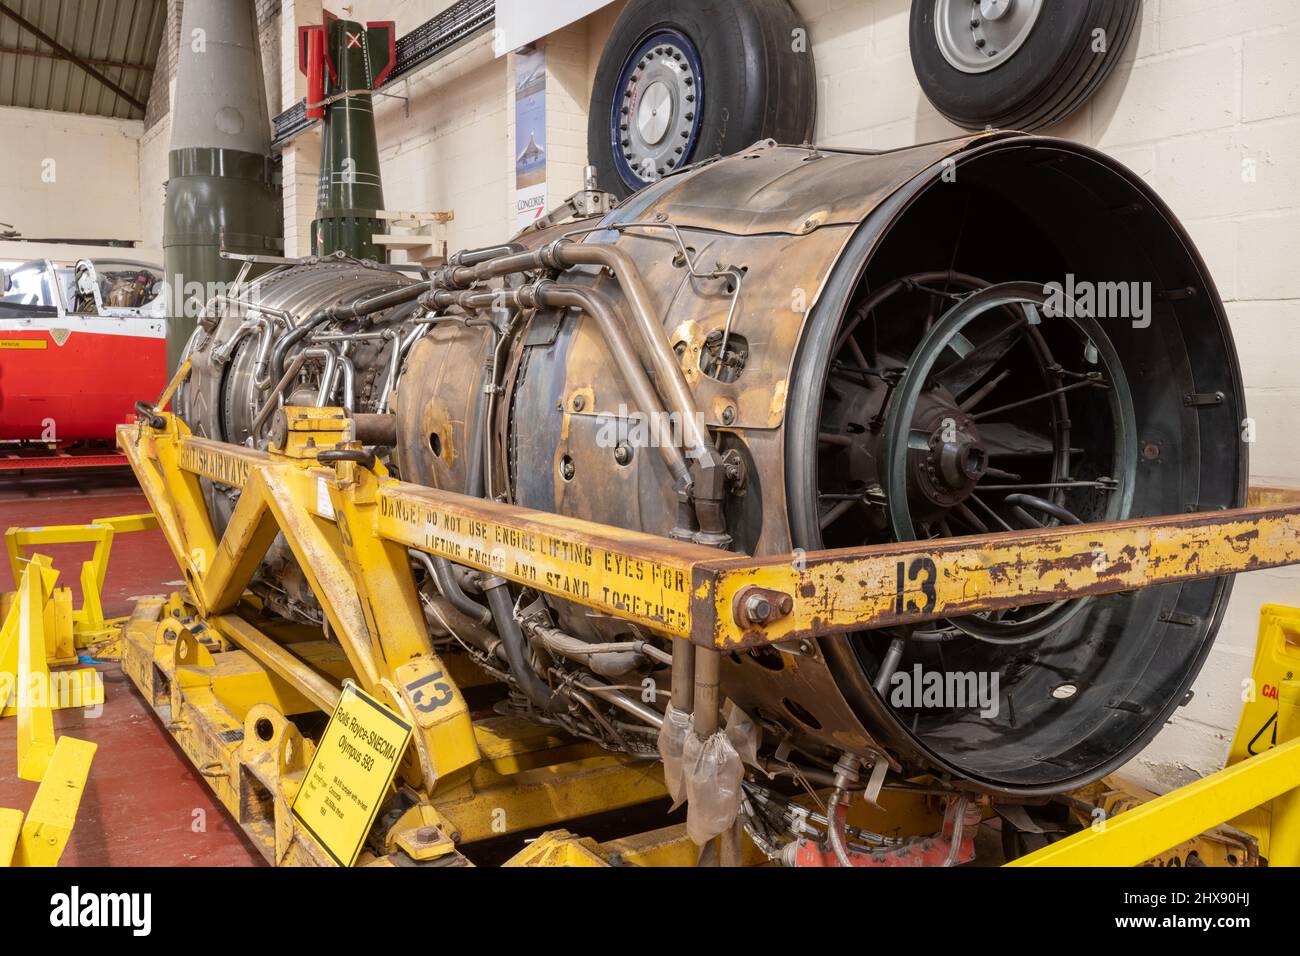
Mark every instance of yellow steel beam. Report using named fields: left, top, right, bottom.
left=12, top=736, right=96, bottom=866
left=16, top=560, right=55, bottom=781
left=155, top=356, right=191, bottom=413
left=92, top=513, right=159, bottom=535
left=118, top=418, right=1300, bottom=655
left=430, top=754, right=667, bottom=844
left=0, top=593, right=16, bottom=711
left=696, top=505, right=1300, bottom=649
left=212, top=614, right=342, bottom=713
left=326, top=466, right=480, bottom=792
left=201, top=472, right=281, bottom=612
left=1249, top=485, right=1300, bottom=507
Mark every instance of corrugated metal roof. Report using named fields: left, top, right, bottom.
left=0, top=0, right=165, bottom=121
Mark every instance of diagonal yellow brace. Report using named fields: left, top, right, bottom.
left=1008, top=733, right=1300, bottom=866
left=12, top=736, right=96, bottom=866
left=200, top=470, right=281, bottom=613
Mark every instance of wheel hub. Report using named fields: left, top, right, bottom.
left=636, top=80, right=673, bottom=145
left=612, top=31, right=703, bottom=187
left=934, top=0, right=1043, bottom=74
left=907, top=390, right=987, bottom=519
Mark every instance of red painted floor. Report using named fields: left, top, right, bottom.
left=0, top=473, right=264, bottom=866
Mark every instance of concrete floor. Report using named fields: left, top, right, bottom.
left=0, top=470, right=264, bottom=866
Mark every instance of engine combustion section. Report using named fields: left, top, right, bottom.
left=180, top=133, right=1245, bottom=832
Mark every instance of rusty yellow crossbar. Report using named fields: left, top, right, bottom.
left=120, top=417, right=1300, bottom=653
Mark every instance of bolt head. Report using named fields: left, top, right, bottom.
left=745, top=593, right=773, bottom=623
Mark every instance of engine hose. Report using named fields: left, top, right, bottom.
left=269, top=285, right=426, bottom=389
left=329, top=281, right=431, bottom=321
left=826, top=753, right=862, bottom=868
left=1005, top=493, right=1083, bottom=528
left=268, top=309, right=330, bottom=388
left=826, top=788, right=854, bottom=868
left=448, top=242, right=526, bottom=268
left=482, top=578, right=562, bottom=712
left=410, top=551, right=493, bottom=627
left=424, top=282, right=695, bottom=495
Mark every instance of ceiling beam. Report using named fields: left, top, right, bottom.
left=0, top=44, right=154, bottom=73
left=0, top=1, right=147, bottom=113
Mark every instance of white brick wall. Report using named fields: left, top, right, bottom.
left=279, top=0, right=323, bottom=257
left=371, top=32, right=508, bottom=252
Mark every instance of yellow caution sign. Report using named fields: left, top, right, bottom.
left=0, top=339, right=47, bottom=350
left=291, top=681, right=412, bottom=866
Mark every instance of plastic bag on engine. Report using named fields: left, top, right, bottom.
left=724, top=701, right=760, bottom=769
left=657, top=704, right=693, bottom=808
left=683, top=729, right=744, bottom=846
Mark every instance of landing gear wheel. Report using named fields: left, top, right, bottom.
left=910, top=0, right=1141, bottom=131
left=588, top=0, right=816, bottom=198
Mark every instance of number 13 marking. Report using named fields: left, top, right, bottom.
left=894, top=557, right=938, bottom=615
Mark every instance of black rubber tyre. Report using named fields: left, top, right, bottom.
left=588, top=0, right=816, bottom=198
left=910, top=0, right=1140, bottom=131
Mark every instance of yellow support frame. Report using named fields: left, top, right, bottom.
left=5, top=512, right=159, bottom=647
left=0, top=557, right=99, bottom=866
left=112, top=411, right=1300, bottom=866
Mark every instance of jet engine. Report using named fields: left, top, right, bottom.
left=181, top=134, right=1245, bottom=826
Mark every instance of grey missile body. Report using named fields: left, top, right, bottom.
left=163, top=0, right=283, bottom=373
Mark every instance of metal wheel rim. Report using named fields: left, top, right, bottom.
left=934, top=0, right=1043, bottom=74
left=609, top=29, right=704, bottom=190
